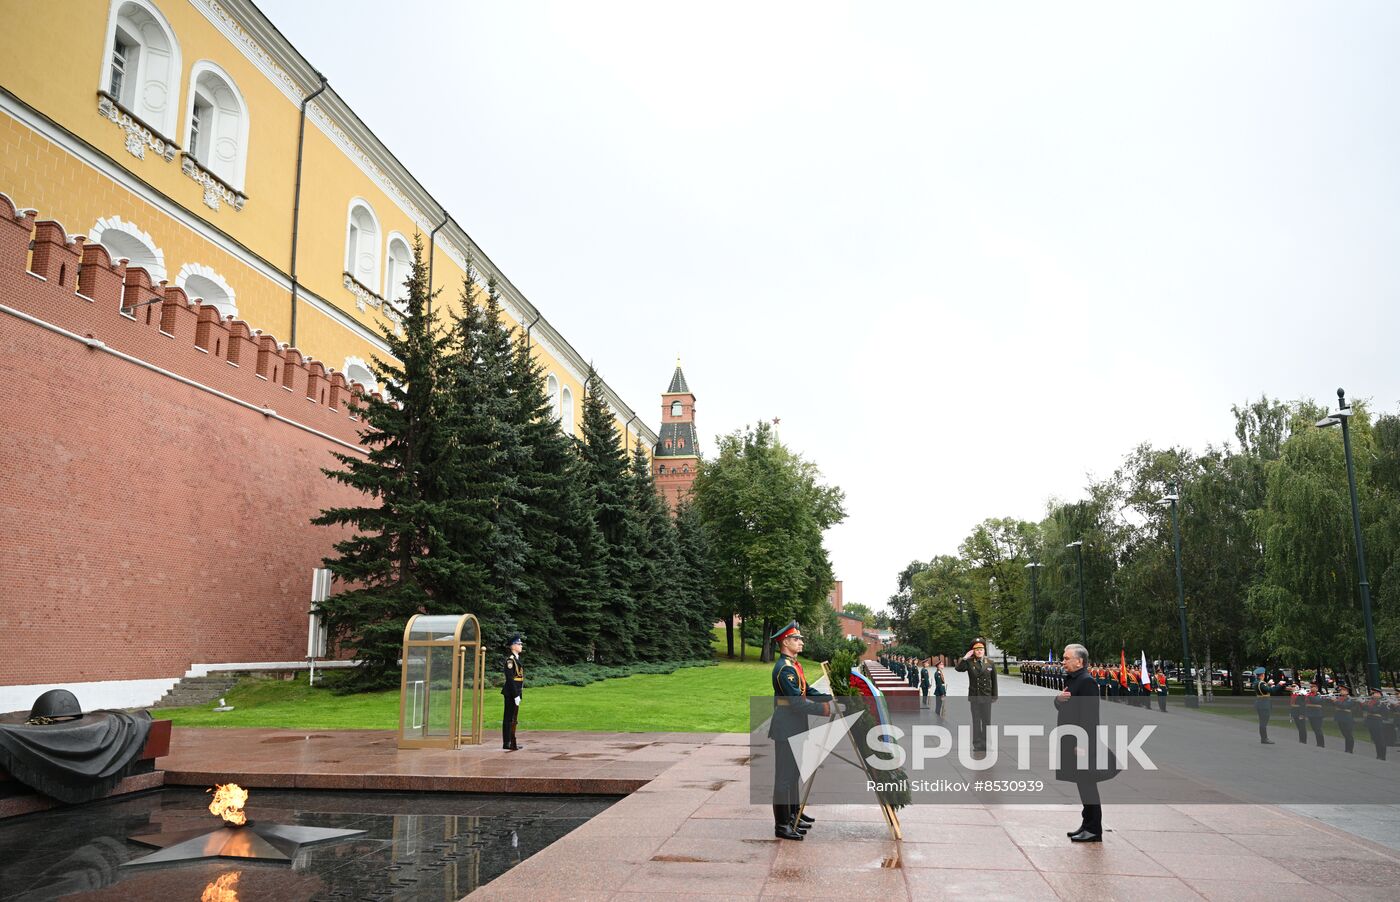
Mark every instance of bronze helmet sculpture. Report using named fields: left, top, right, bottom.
left=27, top=689, right=83, bottom=724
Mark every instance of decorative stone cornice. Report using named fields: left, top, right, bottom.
left=97, top=93, right=178, bottom=163
left=181, top=154, right=247, bottom=212
left=342, top=272, right=384, bottom=313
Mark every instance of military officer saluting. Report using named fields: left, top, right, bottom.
left=502, top=634, right=524, bottom=751
left=769, top=621, right=831, bottom=840
left=956, top=638, right=998, bottom=752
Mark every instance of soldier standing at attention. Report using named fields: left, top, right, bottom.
left=1289, top=682, right=1308, bottom=742
left=1333, top=684, right=1357, bottom=754
left=919, top=660, right=931, bottom=708
left=769, top=621, right=831, bottom=841
left=1255, top=676, right=1275, bottom=744
left=934, top=658, right=947, bottom=718
left=1155, top=668, right=1168, bottom=712
left=502, top=634, right=524, bottom=751
left=1363, top=688, right=1388, bottom=760
left=1304, top=680, right=1327, bottom=747
left=956, top=638, right=998, bottom=752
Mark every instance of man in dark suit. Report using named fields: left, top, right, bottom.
left=1055, top=643, right=1115, bottom=843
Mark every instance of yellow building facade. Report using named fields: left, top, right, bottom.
left=0, top=0, right=656, bottom=451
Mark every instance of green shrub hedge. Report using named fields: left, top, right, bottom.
left=483, top=658, right=717, bottom=689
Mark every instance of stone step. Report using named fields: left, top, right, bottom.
left=150, top=674, right=243, bottom=708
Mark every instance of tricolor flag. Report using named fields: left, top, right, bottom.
left=1140, top=651, right=1151, bottom=686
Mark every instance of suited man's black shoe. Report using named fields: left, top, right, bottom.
left=775, top=824, right=805, bottom=840
left=1066, top=827, right=1085, bottom=837
left=1068, top=830, right=1102, bottom=843
left=799, top=813, right=815, bottom=825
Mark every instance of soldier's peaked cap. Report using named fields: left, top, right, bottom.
left=770, top=621, right=801, bottom=642
left=971, top=637, right=986, bottom=649
left=508, top=634, right=524, bottom=646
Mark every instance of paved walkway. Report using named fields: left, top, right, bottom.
left=154, top=670, right=1400, bottom=900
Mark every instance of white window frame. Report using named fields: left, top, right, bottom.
left=183, top=61, right=250, bottom=191
left=175, top=262, right=237, bottom=319
left=99, top=0, right=182, bottom=139
left=343, top=356, right=379, bottom=395
left=545, top=374, right=560, bottom=421
left=90, top=215, right=166, bottom=283
left=383, top=232, right=412, bottom=309
left=560, top=386, right=575, bottom=434
left=345, top=198, right=380, bottom=290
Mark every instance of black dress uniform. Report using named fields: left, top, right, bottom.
left=1304, top=687, right=1326, bottom=747
left=502, top=635, right=524, bottom=750
left=769, top=621, right=831, bottom=840
left=1334, top=692, right=1357, bottom=754
left=1364, top=692, right=1389, bottom=760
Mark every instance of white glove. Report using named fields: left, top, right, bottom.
left=515, top=696, right=521, bottom=706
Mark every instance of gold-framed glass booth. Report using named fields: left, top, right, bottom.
left=398, top=614, right=485, bottom=749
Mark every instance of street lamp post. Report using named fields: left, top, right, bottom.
left=1159, top=483, right=1197, bottom=707
left=1317, top=388, right=1380, bottom=692
left=1025, top=562, right=1043, bottom=659
left=1066, top=540, right=1086, bottom=646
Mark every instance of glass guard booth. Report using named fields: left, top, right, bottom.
left=398, top=614, right=485, bottom=749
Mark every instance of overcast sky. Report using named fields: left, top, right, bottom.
left=263, top=1, right=1400, bottom=611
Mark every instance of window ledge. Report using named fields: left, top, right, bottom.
left=180, top=153, right=247, bottom=212
left=343, top=272, right=386, bottom=314
left=97, top=91, right=179, bottom=163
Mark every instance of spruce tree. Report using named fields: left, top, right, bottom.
left=504, top=333, right=606, bottom=662
left=313, top=238, right=460, bottom=690
left=628, top=444, right=679, bottom=659
left=674, top=498, right=717, bottom=658
left=578, top=366, right=639, bottom=663
left=437, top=268, right=528, bottom=653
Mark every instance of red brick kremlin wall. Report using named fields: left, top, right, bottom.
left=0, top=193, right=369, bottom=686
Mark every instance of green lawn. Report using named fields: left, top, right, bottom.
left=158, top=631, right=820, bottom=734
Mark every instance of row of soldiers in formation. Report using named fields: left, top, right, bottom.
left=1021, top=660, right=1169, bottom=709
left=881, top=655, right=948, bottom=714
left=1255, top=676, right=1400, bottom=759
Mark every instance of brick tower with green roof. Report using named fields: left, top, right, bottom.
left=653, top=360, right=698, bottom=511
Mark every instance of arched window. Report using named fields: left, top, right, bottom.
left=384, top=233, right=412, bottom=309
left=677, top=437, right=685, bottom=448
left=671, top=400, right=682, bottom=417
left=682, top=465, right=690, bottom=474
left=345, top=199, right=379, bottom=289
left=176, top=262, right=237, bottom=318
left=664, top=439, right=672, bottom=450
left=184, top=62, right=248, bottom=190
left=343, top=357, right=378, bottom=395
left=560, top=386, right=574, bottom=434
left=90, top=216, right=165, bottom=283
left=658, top=464, right=667, bottom=475
left=101, top=0, right=181, bottom=138
left=545, top=374, right=560, bottom=421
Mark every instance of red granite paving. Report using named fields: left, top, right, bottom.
left=162, top=727, right=716, bottom=794
left=158, top=728, right=1400, bottom=900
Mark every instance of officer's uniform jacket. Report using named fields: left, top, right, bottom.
left=502, top=654, right=524, bottom=701
left=956, top=655, right=999, bottom=700
left=768, top=655, right=831, bottom=741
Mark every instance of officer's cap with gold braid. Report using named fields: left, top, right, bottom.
left=770, top=620, right=802, bottom=642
